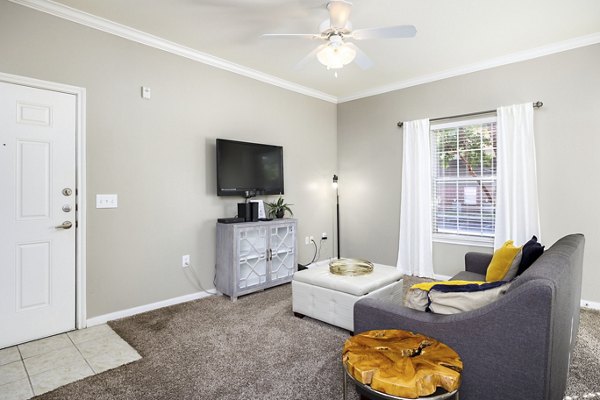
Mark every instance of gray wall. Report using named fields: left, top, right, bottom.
left=338, top=44, right=600, bottom=302
left=0, top=2, right=337, bottom=318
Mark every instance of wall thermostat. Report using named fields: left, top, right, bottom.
left=141, top=86, right=151, bottom=99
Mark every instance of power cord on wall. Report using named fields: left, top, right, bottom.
left=182, top=262, right=218, bottom=296
left=299, top=238, right=325, bottom=270
left=308, top=238, right=319, bottom=264
left=316, top=238, right=324, bottom=262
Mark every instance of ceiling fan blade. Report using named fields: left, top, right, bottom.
left=327, top=0, right=352, bottom=29
left=346, top=43, right=374, bottom=70
left=351, top=25, right=417, bottom=40
left=294, top=44, right=327, bottom=70
left=262, top=33, right=322, bottom=39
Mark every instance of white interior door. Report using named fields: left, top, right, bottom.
left=0, top=81, right=77, bottom=348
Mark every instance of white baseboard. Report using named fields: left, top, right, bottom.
left=581, top=299, right=600, bottom=311
left=84, top=284, right=599, bottom=328
left=86, top=290, right=216, bottom=327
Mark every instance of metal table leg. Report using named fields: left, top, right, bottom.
left=343, top=362, right=347, bottom=400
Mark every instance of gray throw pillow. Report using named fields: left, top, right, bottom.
left=405, top=288, right=429, bottom=311
left=428, top=282, right=511, bottom=314
left=503, top=249, right=522, bottom=281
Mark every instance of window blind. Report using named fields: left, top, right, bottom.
left=431, top=117, right=497, bottom=238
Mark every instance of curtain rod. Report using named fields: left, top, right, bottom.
left=396, top=101, right=543, bottom=128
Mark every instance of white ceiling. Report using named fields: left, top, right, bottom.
left=31, top=0, right=600, bottom=101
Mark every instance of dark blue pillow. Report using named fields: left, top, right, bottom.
left=517, top=235, right=544, bottom=275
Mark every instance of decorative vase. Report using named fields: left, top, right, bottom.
left=275, top=209, right=284, bottom=219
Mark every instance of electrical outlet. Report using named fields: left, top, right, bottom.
left=322, top=232, right=328, bottom=240
left=182, top=254, right=190, bottom=268
left=305, top=236, right=310, bottom=245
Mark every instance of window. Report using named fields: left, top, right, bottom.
left=431, top=117, right=497, bottom=245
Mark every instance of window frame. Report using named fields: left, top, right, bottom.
left=430, top=116, right=497, bottom=248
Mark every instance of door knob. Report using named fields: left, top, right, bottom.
left=56, top=221, right=73, bottom=229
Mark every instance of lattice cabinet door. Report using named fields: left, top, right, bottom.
left=269, top=223, right=296, bottom=282
left=237, top=226, right=268, bottom=290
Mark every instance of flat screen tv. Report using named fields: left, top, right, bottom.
left=216, top=139, right=284, bottom=197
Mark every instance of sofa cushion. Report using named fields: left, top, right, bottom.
left=406, top=280, right=485, bottom=311
left=428, top=281, right=510, bottom=314
left=486, top=240, right=522, bottom=282
left=405, top=280, right=510, bottom=313
left=518, top=236, right=545, bottom=275
left=452, top=271, right=486, bottom=282
left=404, top=280, right=506, bottom=314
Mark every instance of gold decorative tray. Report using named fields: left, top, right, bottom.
left=329, top=258, right=374, bottom=276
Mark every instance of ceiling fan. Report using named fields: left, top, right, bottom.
left=262, top=0, right=417, bottom=72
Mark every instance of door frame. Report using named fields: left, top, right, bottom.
left=0, top=71, right=87, bottom=330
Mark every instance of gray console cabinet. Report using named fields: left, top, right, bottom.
left=216, top=219, right=297, bottom=301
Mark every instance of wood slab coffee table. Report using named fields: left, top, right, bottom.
left=342, top=330, right=462, bottom=400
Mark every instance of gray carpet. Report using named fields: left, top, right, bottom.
left=565, top=308, right=600, bottom=396
left=34, top=281, right=600, bottom=399
left=35, top=284, right=359, bottom=400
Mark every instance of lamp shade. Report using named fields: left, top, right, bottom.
left=317, top=44, right=356, bottom=69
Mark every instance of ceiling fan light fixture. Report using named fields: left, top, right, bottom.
left=317, top=44, right=356, bottom=69
left=262, top=0, right=414, bottom=72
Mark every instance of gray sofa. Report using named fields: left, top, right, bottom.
left=354, top=234, right=585, bottom=400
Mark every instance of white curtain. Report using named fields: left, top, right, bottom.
left=494, top=102, right=541, bottom=249
left=397, top=119, right=434, bottom=277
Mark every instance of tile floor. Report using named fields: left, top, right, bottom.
left=0, top=324, right=141, bottom=400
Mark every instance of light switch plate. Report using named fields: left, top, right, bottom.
left=96, top=194, right=118, bottom=209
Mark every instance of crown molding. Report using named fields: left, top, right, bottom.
left=8, top=0, right=338, bottom=104
left=9, top=0, right=600, bottom=105
left=338, top=32, right=600, bottom=103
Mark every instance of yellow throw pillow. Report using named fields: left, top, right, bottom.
left=486, top=240, right=522, bottom=282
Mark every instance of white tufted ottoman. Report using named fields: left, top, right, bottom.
left=292, top=260, right=403, bottom=332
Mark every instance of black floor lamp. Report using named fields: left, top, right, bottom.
left=333, top=174, right=340, bottom=259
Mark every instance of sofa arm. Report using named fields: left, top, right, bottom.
left=464, top=252, right=493, bottom=275
left=354, top=281, right=554, bottom=400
